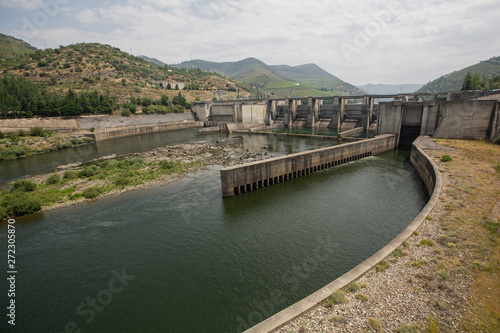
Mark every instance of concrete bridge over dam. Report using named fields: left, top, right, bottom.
left=212, top=92, right=500, bottom=197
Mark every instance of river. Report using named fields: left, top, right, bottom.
left=0, top=129, right=427, bottom=333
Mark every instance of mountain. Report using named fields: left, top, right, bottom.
left=356, top=83, right=424, bottom=95
left=174, top=58, right=362, bottom=97
left=0, top=33, right=38, bottom=57
left=138, top=55, right=167, bottom=67
left=417, top=56, right=500, bottom=93
left=0, top=42, right=253, bottom=105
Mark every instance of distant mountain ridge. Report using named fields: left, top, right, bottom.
left=417, top=56, right=500, bottom=93
left=174, top=58, right=362, bottom=97
left=356, top=83, right=424, bottom=95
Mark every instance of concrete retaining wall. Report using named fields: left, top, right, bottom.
left=0, top=118, right=79, bottom=133
left=221, top=134, right=397, bottom=197
left=89, top=121, right=203, bottom=142
left=244, top=136, right=442, bottom=332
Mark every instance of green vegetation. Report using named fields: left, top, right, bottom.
left=0, top=33, right=37, bottom=57
left=412, top=259, right=428, bottom=268
left=395, top=322, right=420, bottom=333
left=0, top=75, right=115, bottom=117
left=376, top=260, right=390, bottom=272
left=420, top=239, right=435, bottom=246
left=418, top=56, right=500, bottom=92
left=325, top=290, right=346, bottom=307
left=0, top=41, right=252, bottom=111
left=355, top=293, right=369, bottom=302
left=440, top=154, right=453, bottom=162
left=346, top=281, right=360, bottom=293
left=0, top=130, right=93, bottom=160
left=0, top=154, right=206, bottom=220
left=175, top=58, right=362, bottom=97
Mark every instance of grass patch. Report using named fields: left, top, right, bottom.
left=395, top=322, right=420, bottom=333
left=356, top=293, right=369, bottom=302
left=392, top=246, right=405, bottom=258
left=420, top=239, right=435, bottom=246
left=484, top=220, right=500, bottom=234
left=438, top=270, right=449, bottom=280
left=376, top=260, right=390, bottom=272
left=367, top=317, right=384, bottom=332
left=412, top=259, right=428, bottom=268
left=346, top=281, right=360, bottom=293
left=325, top=290, right=346, bottom=307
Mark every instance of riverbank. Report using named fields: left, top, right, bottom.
left=278, top=139, right=499, bottom=332
left=0, top=139, right=269, bottom=220
left=0, top=130, right=94, bottom=160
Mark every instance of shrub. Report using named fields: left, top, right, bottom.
left=46, top=174, right=61, bottom=185
left=0, top=131, right=4, bottom=139
left=30, top=127, right=45, bottom=137
left=403, top=240, right=410, bottom=248
left=82, top=186, right=102, bottom=199
left=346, top=281, right=360, bottom=293
left=79, top=167, right=96, bottom=178
left=325, top=290, right=346, bottom=307
left=376, top=260, right=389, bottom=272
left=11, top=179, right=37, bottom=192
left=2, top=193, right=41, bottom=217
left=90, top=127, right=95, bottom=133
left=329, top=316, right=340, bottom=325
left=367, top=317, right=384, bottom=332
left=121, top=109, right=131, bottom=117
left=63, top=170, right=79, bottom=180
left=114, top=177, right=131, bottom=187
left=159, top=160, right=176, bottom=170
left=356, top=293, right=369, bottom=302
left=440, top=154, right=453, bottom=162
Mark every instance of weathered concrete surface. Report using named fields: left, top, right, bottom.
left=244, top=136, right=442, bottom=333
left=338, top=127, right=364, bottom=137
left=0, top=113, right=195, bottom=133
left=220, top=134, right=397, bottom=197
left=378, top=100, right=499, bottom=142
left=88, top=121, right=203, bottom=142
left=0, top=117, right=79, bottom=133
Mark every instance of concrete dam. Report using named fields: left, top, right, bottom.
left=212, top=92, right=499, bottom=197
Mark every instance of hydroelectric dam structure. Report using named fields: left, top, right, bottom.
left=192, top=92, right=500, bottom=197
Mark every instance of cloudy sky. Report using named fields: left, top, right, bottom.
left=0, top=0, right=499, bottom=85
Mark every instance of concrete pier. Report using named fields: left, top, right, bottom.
left=220, top=134, right=396, bottom=197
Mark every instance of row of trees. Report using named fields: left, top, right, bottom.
left=462, top=71, right=500, bottom=91
left=0, top=76, right=116, bottom=118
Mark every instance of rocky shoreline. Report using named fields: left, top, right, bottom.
left=21, top=139, right=271, bottom=215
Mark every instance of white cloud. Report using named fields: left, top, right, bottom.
left=0, top=0, right=43, bottom=10
left=2, top=0, right=500, bottom=84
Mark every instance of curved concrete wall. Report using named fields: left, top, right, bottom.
left=244, top=136, right=442, bottom=333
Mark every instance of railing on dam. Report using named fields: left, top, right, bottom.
left=220, top=134, right=397, bottom=197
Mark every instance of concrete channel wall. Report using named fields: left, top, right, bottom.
left=220, top=134, right=397, bottom=197
left=88, top=121, right=204, bottom=142
left=243, top=136, right=442, bottom=333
